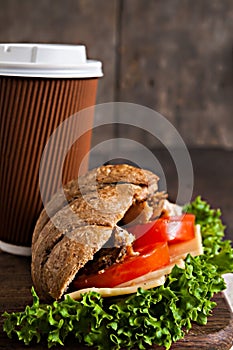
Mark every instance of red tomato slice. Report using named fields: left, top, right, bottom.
left=164, top=214, right=195, bottom=244
left=73, top=242, right=170, bottom=289
left=131, top=214, right=195, bottom=251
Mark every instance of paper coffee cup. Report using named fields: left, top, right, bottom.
left=0, top=43, right=103, bottom=256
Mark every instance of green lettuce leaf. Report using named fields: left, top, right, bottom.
left=184, top=196, right=233, bottom=274
left=2, top=197, right=233, bottom=349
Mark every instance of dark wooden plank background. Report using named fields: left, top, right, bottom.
left=0, top=0, right=232, bottom=149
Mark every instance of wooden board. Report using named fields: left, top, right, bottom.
left=0, top=251, right=233, bottom=349
left=164, top=293, right=233, bottom=349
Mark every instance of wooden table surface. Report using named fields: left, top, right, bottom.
left=0, top=148, right=233, bottom=349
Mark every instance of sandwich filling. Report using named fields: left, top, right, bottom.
left=31, top=164, right=203, bottom=301
left=68, top=200, right=203, bottom=299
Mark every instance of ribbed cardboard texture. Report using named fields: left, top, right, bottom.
left=0, top=76, right=98, bottom=247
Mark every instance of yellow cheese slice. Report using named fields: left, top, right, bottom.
left=169, top=224, right=203, bottom=262
left=66, top=275, right=166, bottom=300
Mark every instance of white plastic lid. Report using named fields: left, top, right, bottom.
left=0, top=43, right=103, bottom=78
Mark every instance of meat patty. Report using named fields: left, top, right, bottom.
left=73, top=226, right=135, bottom=278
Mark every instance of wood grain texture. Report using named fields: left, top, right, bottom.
left=119, top=0, right=233, bottom=148
left=0, top=0, right=232, bottom=148
left=0, top=0, right=116, bottom=104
